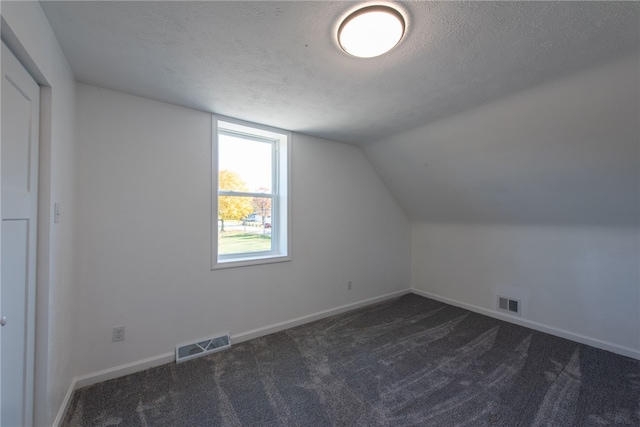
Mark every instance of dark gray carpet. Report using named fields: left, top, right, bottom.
left=63, top=294, right=640, bottom=426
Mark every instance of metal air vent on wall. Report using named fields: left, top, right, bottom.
left=176, top=334, right=231, bottom=363
left=497, top=296, right=521, bottom=316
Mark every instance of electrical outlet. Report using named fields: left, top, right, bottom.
left=113, top=326, right=125, bottom=342
left=347, top=280, right=352, bottom=290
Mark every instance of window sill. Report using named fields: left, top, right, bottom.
left=212, top=254, right=291, bottom=270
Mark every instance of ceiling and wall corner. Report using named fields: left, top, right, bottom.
left=38, top=0, right=640, bottom=230
left=40, top=1, right=639, bottom=144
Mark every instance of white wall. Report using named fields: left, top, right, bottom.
left=74, top=84, right=410, bottom=377
left=412, top=223, right=639, bottom=356
left=1, top=2, right=78, bottom=425
left=361, top=55, right=640, bottom=359
left=364, top=55, right=639, bottom=226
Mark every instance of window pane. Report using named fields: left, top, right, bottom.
left=213, top=116, right=290, bottom=268
left=218, top=196, right=272, bottom=255
left=219, top=133, right=272, bottom=193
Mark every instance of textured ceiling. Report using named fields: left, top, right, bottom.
left=41, top=1, right=639, bottom=145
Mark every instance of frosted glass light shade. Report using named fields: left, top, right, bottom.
left=338, top=6, right=405, bottom=58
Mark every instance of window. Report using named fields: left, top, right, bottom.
left=212, top=116, right=291, bottom=268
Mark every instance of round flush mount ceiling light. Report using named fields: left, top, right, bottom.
left=338, top=5, right=405, bottom=58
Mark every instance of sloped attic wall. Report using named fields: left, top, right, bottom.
left=365, top=55, right=640, bottom=358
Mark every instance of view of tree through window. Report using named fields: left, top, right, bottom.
left=217, top=130, right=274, bottom=255
left=213, top=118, right=290, bottom=268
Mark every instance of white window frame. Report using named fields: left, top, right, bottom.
left=212, top=115, right=292, bottom=269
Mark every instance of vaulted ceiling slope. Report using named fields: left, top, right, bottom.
left=41, top=1, right=638, bottom=145
left=366, top=55, right=639, bottom=226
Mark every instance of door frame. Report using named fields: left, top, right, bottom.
left=1, top=38, right=40, bottom=427
left=1, top=25, right=55, bottom=427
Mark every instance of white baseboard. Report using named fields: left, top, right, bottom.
left=52, top=287, right=638, bottom=424
left=232, top=289, right=411, bottom=344
left=411, top=288, right=640, bottom=360
left=54, top=351, right=175, bottom=425
left=74, top=351, right=175, bottom=390
left=62, top=289, right=411, bottom=402
left=52, top=378, right=76, bottom=427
